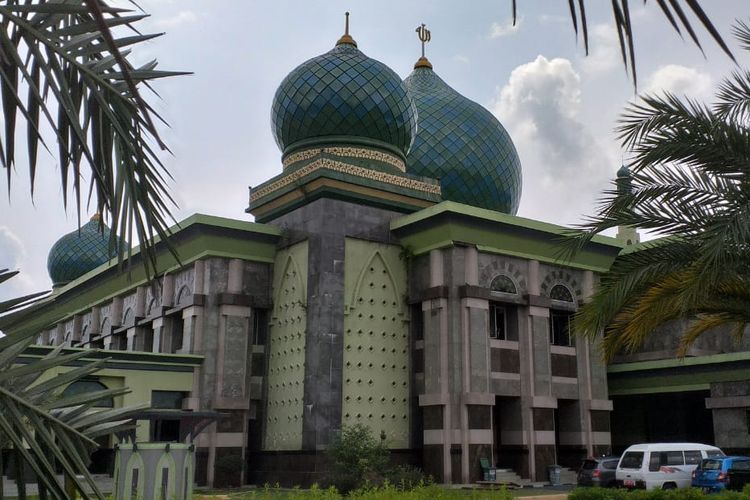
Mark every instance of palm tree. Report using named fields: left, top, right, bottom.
left=572, top=21, right=750, bottom=360
left=0, top=0, right=185, bottom=276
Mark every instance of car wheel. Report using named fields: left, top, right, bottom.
left=662, top=482, right=677, bottom=490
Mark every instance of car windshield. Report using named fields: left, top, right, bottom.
left=701, top=459, right=722, bottom=471
left=582, top=460, right=597, bottom=470
left=621, top=452, right=644, bottom=469
left=706, top=449, right=725, bottom=458
left=603, top=460, right=619, bottom=469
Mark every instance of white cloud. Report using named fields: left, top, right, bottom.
left=155, top=10, right=198, bottom=29
left=0, top=226, right=25, bottom=270
left=492, top=55, right=616, bottom=225
left=581, top=24, right=620, bottom=77
left=644, top=64, right=712, bottom=99
left=489, top=18, right=521, bottom=38
left=452, top=55, right=470, bottom=65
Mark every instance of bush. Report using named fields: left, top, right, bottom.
left=384, top=465, right=431, bottom=491
left=327, top=424, right=389, bottom=492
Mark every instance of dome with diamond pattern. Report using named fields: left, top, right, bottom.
left=47, top=215, right=117, bottom=288
left=271, top=36, right=417, bottom=159
left=404, top=66, right=522, bottom=214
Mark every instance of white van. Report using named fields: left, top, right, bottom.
left=616, top=443, right=724, bottom=490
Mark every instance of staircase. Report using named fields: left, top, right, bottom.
left=493, top=468, right=524, bottom=485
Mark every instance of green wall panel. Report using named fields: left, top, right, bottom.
left=265, top=241, right=308, bottom=450
left=343, top=238, right=409, bottom=448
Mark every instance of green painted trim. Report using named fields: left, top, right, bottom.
left=609, top=383, right=710, bottom=396
left=21, top=345, right=203, bottom=364
left=2, top=219, right=279, bottom=335
left=476, top=244, right=613, bottom=272
left=391, top=202, right=621, bottom=272
left=391, top=201, right=623, bottom=248
left=608, top=351, right=750, bottom=373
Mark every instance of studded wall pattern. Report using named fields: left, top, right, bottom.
left=265, top=242, right=308, bottom=451
left=343, top=240, right=409, bottom=448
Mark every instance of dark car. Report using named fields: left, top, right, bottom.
left=728, top=458, right=750, bottom=492
left=693, top=456, right=750, bottom=492
left=578, top=456, right=620, bottom=488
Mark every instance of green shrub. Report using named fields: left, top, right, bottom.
left=384, top=464, right=431, bottom=491
left=327, top=424, right=389, bottom=492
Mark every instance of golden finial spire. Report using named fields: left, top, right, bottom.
left=414, top=23, right=433, bottom=69
left=336, top=12, right=358, bottom=47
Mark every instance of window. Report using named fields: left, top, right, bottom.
left=152, top=390, right=185, bottom=409
left=620, top=452, right=644, bottom=469
left=490, top=275, right=517, bottom=295
left=685, top=451, right=703, bottom=465
left=549, top=310, right=572, bottom=346
left=252, top=309, right=269, bottom=345
left=489, top=304, right=507, bottom=340
left=649, top=451, right=684, bottom=471
left=550, top=284, right=574, bottom=302
left=62, top=379, right=114, bottom=408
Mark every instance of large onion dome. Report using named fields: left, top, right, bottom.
left=271, top=25, right=417, bottom=160
left=47, top=214, right=116, bottom=288
left=404, top=63, right=522, bottom=214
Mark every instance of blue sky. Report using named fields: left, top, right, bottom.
left=1, top=1, right=747, bottom=298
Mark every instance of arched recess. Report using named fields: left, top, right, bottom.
left=62, top=380, right=114, bottom=408
left=490, top=274, right=518, bottom=295
left=540, top=269, right=582, bottom=306
left=153, top=451, right=177, bottom=500
left=265, top=252, right=306, bottom=451
left=122, top=451, right=145, bottom=500
left=343, top=249, right=409, bottom=448
left=175, top=285, right=192, bottom=307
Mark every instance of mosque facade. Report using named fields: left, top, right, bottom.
left=11, top=16, right=745, bottom=488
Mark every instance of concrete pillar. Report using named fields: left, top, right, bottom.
left=179, top=305, right=204, bottom=355
left=152, top=317, right=165, bottom=353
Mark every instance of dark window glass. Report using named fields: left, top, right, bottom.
left=161, top=467, right=169, bottom=499
left=550, top=310, right=572, bottom=346
left=62, top=379, right=113, bottom=408
left=621, top=452, right=644, bottom=469
left=685, top=451, right=703, bottom=465
left=603, top=460, right=619, bottom=470
left=582, top=460, right=597, bottom=470
left=702, top=459, right=722, bottom=471
left=550, top=284, right=574, bottom=302
left=490, top=275, right=516, bottom=294
left=707, top=449, right=725, bottom=458
left=151, top=390, right=185, bottom=409
left=252, top=309, right=269, bottom=345
left=732, top=460, right=750, bottom=471
left=489, top=304, right=506, bottom=340
left=666, top=451, right=684, bottom=465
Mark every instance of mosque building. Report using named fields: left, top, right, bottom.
left=5, top=14, right=750, bottom=488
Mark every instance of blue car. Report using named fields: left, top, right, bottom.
left=692, top=456, right=750, bottom=492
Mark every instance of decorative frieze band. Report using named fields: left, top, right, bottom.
left=283, top=146, right=406, bottom=172
left=251, top=157, right=441, bottom=202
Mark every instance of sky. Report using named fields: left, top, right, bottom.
left=1, top=0, right=748, bottom=300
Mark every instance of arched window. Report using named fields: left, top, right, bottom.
left=62, top=379, right=114, bottom=408
left=490, top=275, right=517, bottom=294
left=549, top=284, right=574, bottom=302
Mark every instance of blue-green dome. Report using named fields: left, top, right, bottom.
left=271, top=40, right=417, bottom=159
left=404, top=66, right=522, bottom=214
left=47, top=215, right=116, bottom=287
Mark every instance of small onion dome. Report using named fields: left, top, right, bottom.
left=270, top=27, right=416, bottom=160
left=47, top=214, right=117, bottom=288
left=616, top=165, right=633, bottom=196
left=404, top=65, right=522, bottom=214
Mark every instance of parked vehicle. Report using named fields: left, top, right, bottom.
left=577, top=456, right=620, bottom=487
left=728, top=459, right=750, bottom=491
left=616, top=443, right=724, bottom=490
left=692, top=456, right=750, bottom=492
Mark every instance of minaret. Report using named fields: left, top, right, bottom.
left=615, top=165, right=640, bottom=246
